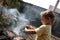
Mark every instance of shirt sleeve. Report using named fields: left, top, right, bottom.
left=35, top=25, right=45, bottom=36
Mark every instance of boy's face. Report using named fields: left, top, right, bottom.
left=41, top=17, right=51, bottom=25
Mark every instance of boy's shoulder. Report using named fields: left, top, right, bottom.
left=39, top=25, right=51, bottom=28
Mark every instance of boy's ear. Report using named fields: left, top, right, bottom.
left=48, top=17, right=52, bottom=21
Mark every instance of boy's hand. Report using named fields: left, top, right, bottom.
left=24, top=27, right=30, bottom=33
left=25, top=27, right=28, bottom=31
left=24, top=27, right=36, bottom=34
left=26, top=25, right=36, bottom=29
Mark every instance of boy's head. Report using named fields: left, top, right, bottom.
left=40, top=10, right=54, bottom=25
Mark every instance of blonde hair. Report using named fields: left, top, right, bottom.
left=40, top=10, right=54, bottom=22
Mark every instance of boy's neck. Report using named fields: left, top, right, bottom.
left=42, top=23, right=51, bottom=25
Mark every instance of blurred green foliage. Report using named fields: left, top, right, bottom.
left=9, top=0, right=24, bottom=12
left=0, top=13, right=9, bottom=30
left=0, top=0, right=25, bottom=12
left=0, top=0, right=25, bottom=29
left=9, top=0, right=20, bottom=9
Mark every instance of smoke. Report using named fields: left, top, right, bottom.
left=7, top=8, right=30, bottom=39
left=0, top=6, right=35, bottom=40
left=8, top=8, right=36, bottom=40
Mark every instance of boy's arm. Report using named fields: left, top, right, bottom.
left=24, top=28, right=36, bottom=34
left=24, top=25, right=45, bottom=35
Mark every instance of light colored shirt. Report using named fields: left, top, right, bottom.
left=35, top=25, right=51, bottom=40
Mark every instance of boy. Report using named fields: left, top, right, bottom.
left=24, top=10, right=54, bottom=40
